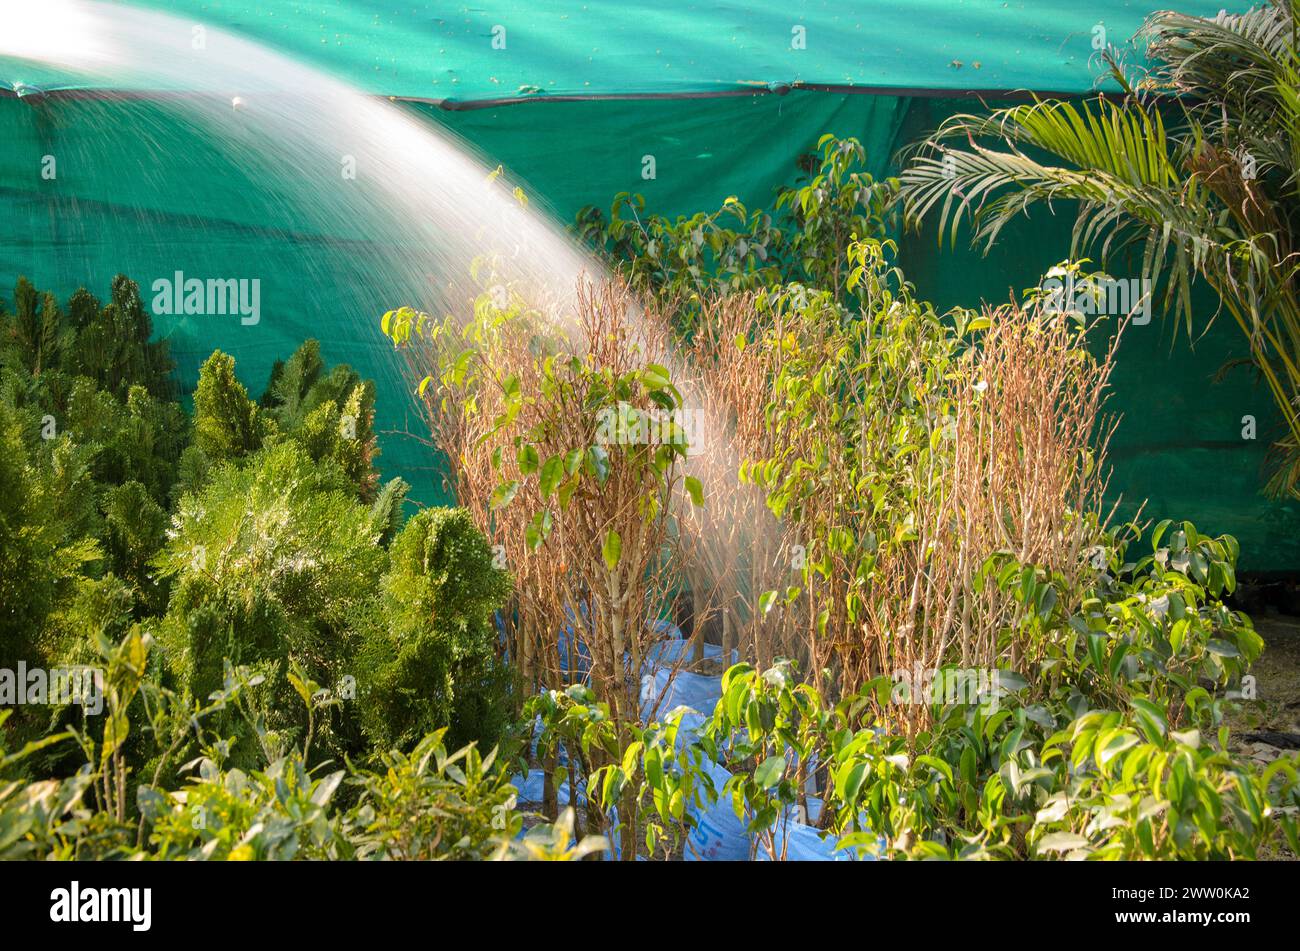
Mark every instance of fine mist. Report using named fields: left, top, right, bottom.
left=0, top=0, right=777, bottom=644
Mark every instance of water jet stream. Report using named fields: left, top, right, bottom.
left=0, top=0, right=769, bottom=651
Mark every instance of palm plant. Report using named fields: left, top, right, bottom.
left=899, top=2, right=1300, bottom=495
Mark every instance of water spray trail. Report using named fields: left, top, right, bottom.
left=0, top=0, right=767, bottom=634
left=0, top=0, right=592, bottom=317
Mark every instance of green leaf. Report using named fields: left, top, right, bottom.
left=755, top=754, right=786, bottom=790
left=490, top=480, right=520, bottom=510
left=539, top=456, right=564, bottom=498
left=516, top=444, right=540, bottom=475
left=684, top=475, right=704, bottom=507
left=641, top=363, right=672, bottom=391
left=1205, top=639, right=1240, bottom=658
left=525, top=510, right=553, bottom=551
left=602, top=530, right=622, bottom=572
left=834, top=759, right=870, bottom=805
left=915, top=754, right=954, bottom=785
left=286, top=670, right=313, bottom=707
left=585, top=445, right=610, bottom=484
left=1036, top=832, right=1091, bottom=854
left=644, top=747, right=664, bottom=789
left=1152, top=518, right=1172, bottom=550
left=1129, top=697, right=1168, bottom=742
left=1095, top=729, right=1139, bottom=772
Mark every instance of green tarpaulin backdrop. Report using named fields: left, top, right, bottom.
left=5, top=1, right=1296, bottom=570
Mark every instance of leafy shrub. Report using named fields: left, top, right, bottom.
left=141, top=752, right=348, bottom=861
left=984, top=518, right=1263, bottom=716
left=100, top=482, right=171, bottom=617
left=163, top=370, right=502, bottom=764
left=668, top=241, right=1118, bottom=719
left=62, top=380, right=187, bottom=506
left=574, top=135, right=899, bottom=324
left=521, top=511, right=1298, bottom=861
left=526, top=684, right=705, bottom=859
left=544, top=654, right=1298, bottom=861
left=0, top=736, right=120, bottom=860
left=1, top=273, right=522, bottom=830
left=382, top=279, right=689, bottom=725
left=345, top=730, right=521, bottom=860
left=0, top=641, right=579, bottom=862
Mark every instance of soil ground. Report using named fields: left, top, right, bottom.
left=1228, top=610, right=1300, bottom=859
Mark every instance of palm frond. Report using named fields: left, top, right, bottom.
left=899, top=1, right=1300, bottom=498
left=900, top=97, right=1231, bottom=333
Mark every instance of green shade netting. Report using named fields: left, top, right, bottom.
left=5, top=0, right=1297, bottom=571
left=1, top=0, right=1238, bottom=100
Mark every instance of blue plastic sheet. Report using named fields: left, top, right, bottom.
left=682, top=756, right=752, bottom=862
left=639, top=668, right=724, bottom=723
left=511, top=769, right=583, bottom=806
left=557, top=604, right=594, bottom=677
left=757, top=821, right=860, bottom=862
left=642, top=635, right=737, bottom=672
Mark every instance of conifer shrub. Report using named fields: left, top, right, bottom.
left=357, top=507, right=513, bottom=753
left=187, top=351, right=265, bottom=469
left=154, top=441, right=385, bottom=765
left=0, top=276, right=186, bottom=655
left=184, top=341, right=378, bottom=500
left=1, top=275, right=506, bottom=778
left=0, top=275, right=174, bottom=401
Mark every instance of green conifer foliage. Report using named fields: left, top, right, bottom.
left=190, top=351, right=264, bottom=465
left=358, top=508, right=513, bottom=753
left=154, top=442, right=386, bottom=764
left=2, top=275, right=509, bottom=772
left=261, top=340, right=378, bottom=499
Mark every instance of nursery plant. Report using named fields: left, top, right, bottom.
left=574, top=135, right=900, bottom=326
left=155, top=344, right=514, bottom=767
left=2, top=275, right=516, bottom=790
left=382, top=274, right=697, bottom=858
left=153, top=439, right=388, bottom=766
left=183, top=341, right=379, bottom=501
left=356, top=507, right=514, bottom=754
left=4, top=170, right=1298, bottom=864
left=0, top=276, right=185, bottom=713
left=679, top=240, right=1120, bottom=725
left=0, top=640, right=589, bottom=861
left=382, top=278, right=690, bottom=719
left=525, top=510, right=1295, bottom=861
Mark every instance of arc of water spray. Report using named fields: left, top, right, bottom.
left=0, top=0, right=771, bottom=640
